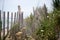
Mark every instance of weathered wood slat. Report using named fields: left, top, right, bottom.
left=14, top=12, right=16, bottom=24
left=3, top=11, right=5, bottom=39
left=7, top=12, right=9, bottom=34
left=11, top=12, right=13, bottom=28
left=0, top=10, right=1, bottom=40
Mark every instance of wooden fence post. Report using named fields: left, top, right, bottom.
left=18, top=5, right=23, bottom=29
left=7, top=12, right=9, bottom=35
left=17, top=12, right=19, bottom=22
left=15, top=12, right=18, bottom=23
left=14, top=12, right=16, bottom=24
left=3, top=11, right=5, bottom=40
left=0, top=10, right=2, bottom=40
left=0, top=10, right=1, bottom=20
left=16, top=12, right=19, bottom=32
left=11, top=12, right=13, bottom=28
left=18, top=5, right=21, bottom=30
left=20, top=12, right=23, bottom=28
left=0, top=10, right=1, bottom=39
left=9, top=12, right=13, bottom=39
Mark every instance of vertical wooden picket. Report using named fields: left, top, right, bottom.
left=18, top=5, right=21, bottom=30
left=20, top=12, right=23, bottom=28
left=17, top=12, right=19, bottom=22
left=11, top=12, right=13, bottom=28
left=14, top=12, right=16, bottom=24
left=3, top=11, right=5, bottom=40
left=7, top=12, right=9, bottom=35
left=16, top=12, right=20, bottom=32
left=9, top=12, right=13, bottom=39
left=0, top=10, right=1, bottom=40
left=0, top=10, right=1, bottom=20
left=18, top=5, right=23, bottom=29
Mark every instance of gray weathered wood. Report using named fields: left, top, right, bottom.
left=14, top=12, right=16, bottom=24
left=20, top=12, right=23, bottom=28
left=0, top=10, right=1, bottom=38
left=3, top=11, right=5, bottom=38
left=11, top=12, right=13, bottom=28
left=7, top=12, right=9, bottom=34
left=0, top=10, right=1, bottom=20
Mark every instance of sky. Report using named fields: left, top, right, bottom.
left=0, top=0, right=53, bottom=29
left=0, top=0, right=53, bottom=18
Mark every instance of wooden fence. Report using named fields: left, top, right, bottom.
left=0, top=5, right=23, bottom=40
